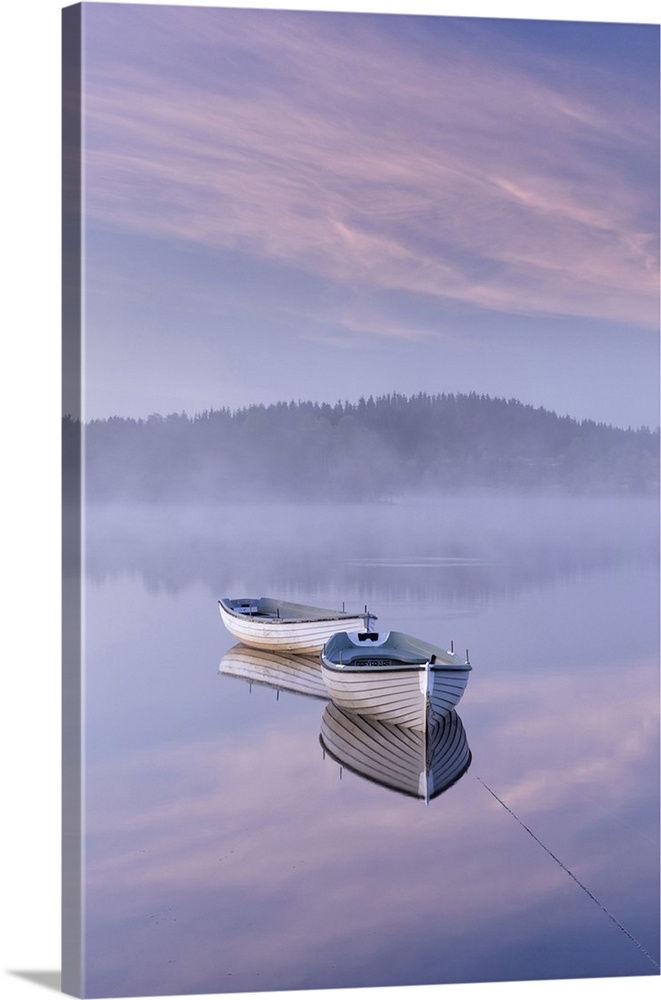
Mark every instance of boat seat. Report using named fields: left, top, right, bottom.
left=343, top=656, right=418, bottom=667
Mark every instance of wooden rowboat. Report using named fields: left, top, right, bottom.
left=320, top=629, right=471, bottom=731
left=320, top=701, right=471, bottom=802
left=218, top=596, right=374, bottom=654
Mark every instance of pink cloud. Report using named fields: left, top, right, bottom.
left=83, top=10, right=659, bottom=331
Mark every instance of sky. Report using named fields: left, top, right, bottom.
left=75, top=2, right=660, bottom=429
left=75, top=3, right=661, bottom=428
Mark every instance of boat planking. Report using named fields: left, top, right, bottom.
left=320, top=629, right=471, bottom=731
left=320, top=701, right=471, bottom=802
left=218, top=596, right=375, bottom=654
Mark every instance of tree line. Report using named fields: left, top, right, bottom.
left=63, top=392, right=659, bottom=501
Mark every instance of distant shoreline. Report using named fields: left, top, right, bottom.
left=65, top=391, right=660, bottom=502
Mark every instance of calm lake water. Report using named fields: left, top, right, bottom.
left=79, top=496, right=660, bottom=997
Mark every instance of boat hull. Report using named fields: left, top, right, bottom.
left=320, top=630, right=471, bottom=729
left=218, top=598, right=369, bottom=654
left=320, top=661, right=470, bottom=730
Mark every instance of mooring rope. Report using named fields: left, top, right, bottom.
left=475, top=775, right=660, bottom=971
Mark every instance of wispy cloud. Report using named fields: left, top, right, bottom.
left=83, top=7, right=659, bottom=333
left=472, top=657, right=660, bottom=817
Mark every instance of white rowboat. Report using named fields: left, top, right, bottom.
left=320, top=629, right=471, bottom=731
left=218, top=597, right=374, bottom=654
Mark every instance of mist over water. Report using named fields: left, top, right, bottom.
left=84, top=494, right=658, bottom=600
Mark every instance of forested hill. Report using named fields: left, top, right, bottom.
left=68, top=392, right=659, bottom=501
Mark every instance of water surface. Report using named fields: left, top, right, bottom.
left=79, top=497, right=659, bottom=996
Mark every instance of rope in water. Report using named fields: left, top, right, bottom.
left=475, top=774, right=660, bottom=972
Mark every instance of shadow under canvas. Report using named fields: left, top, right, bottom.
left=11, top=972, right=62, bottom=993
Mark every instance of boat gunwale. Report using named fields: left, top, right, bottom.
left=321, top=630, right=472, bottom=672
left=218, top=597, right=369, bottom=626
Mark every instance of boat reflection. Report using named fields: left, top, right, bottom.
left=320, top=701, right=471, bottom=802
left=219, top=645, right=471, bottom=802
left=219, top=643, right=327, bottom=699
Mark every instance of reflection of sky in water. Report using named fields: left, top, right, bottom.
left=80, top=500, right=659, bottom=996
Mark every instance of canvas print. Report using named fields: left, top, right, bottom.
left=62, top=2, right=660, bottom=997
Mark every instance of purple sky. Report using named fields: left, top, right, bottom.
left=80, top=4, right=660, bottom=427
